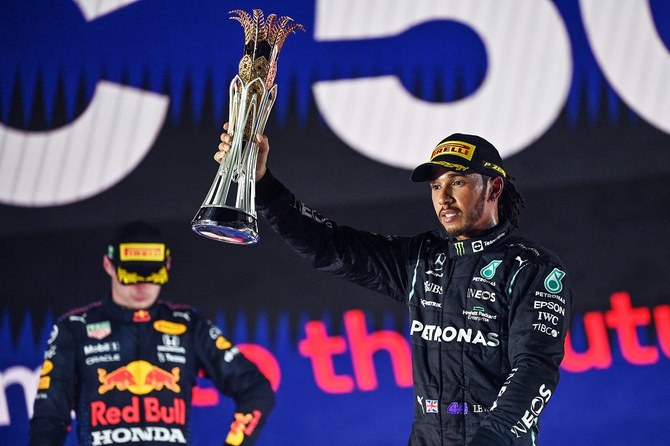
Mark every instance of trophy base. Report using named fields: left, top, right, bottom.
left=191, top=206, right=259, bottom=245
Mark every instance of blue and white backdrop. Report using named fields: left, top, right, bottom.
left=1, top=0, right=670, bottom=444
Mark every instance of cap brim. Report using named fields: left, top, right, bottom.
left=410, top=163, right=436, bottom=182
left=411, top=162, right=477, bottom=182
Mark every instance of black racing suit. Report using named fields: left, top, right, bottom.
left=256, top=170, right=571, bottom=446
left=29, top=298, right=275, bottom=446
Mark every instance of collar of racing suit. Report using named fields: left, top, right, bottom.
left=442, top=220, right=513, bottom=258
left=103, top=296, right=162, bottom=323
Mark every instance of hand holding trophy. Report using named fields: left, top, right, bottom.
left=191, top=9, right=303, bottom=244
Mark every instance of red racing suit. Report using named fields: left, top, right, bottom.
left=29, top=298, right=275, bottom=446
left=256, top=170, right=571, bottom=446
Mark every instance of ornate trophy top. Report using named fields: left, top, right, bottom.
left=229, top=9, right=305, bottom=88
left=190, top=9, right=304, bottom=245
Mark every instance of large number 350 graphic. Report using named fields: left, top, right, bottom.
left=1, top=0, right=668, bottom=207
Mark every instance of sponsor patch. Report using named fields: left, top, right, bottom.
left=84, top=342, right=120, bottom=356
left=224, top=346, right=241, bottom=362
left=90, top=396, right=186, bottom=428
left=447, top=402, right=468, bottom=414
left=153, top=320, right=187, bottom=335
left=463, top=306, right=498, bottom=323
left=420, top=299, right=442, bottom=309
left=467, top=288, right=496, bottom=302
left=119, top=243, right=166, bottom=262
left=216, top=336, right=232, bottom=350
left=431, top=141, right=476, bottom=161
left=226, top=410, right=263, bottom=445
left=38, top=360, right=53, bottom=390
left=410, top=320, right=500, bottom=347
left=533, top=300, right=565, bottom=315
left=534, top=290, right=566, bottom=304
left=47, top=325, right=59, bottom=344
left=424, top=281, right=444, bottom=295
left=98, top=360, right=181, bottom=395
left=133, top=310, right=151, bottom=323
left=87, top=322, right=111, bottom=340
left=480, top=260, right=502, bottom=280
left=90, top=426, right=186, bottom=445
left=510, top=384, right=552, bottom=438
left=532, top=323, right=560, bottom=338
left=544, top=268, right=566, bottom=293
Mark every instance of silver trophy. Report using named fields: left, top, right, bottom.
left=191, top=9, right=303, bottom=244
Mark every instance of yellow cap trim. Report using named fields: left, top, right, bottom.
left=431, top=161, right=469, bottom=172
left=117, top=266, right=169, bottom=285
left=483, top=161, right=507, bottom=177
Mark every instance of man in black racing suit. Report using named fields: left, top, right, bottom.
left=216, top=130, right=571, bottom=445
left=29, top=221, right=275, bottom=446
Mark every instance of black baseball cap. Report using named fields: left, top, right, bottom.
left=106, top=221, right=170, bottom=285
left=411, top=133, right=507, bottom=182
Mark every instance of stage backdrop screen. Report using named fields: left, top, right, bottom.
left=2, top=1, right=669, bottom=445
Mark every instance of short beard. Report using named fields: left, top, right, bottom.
left=443, top=181, right=488, bottom=238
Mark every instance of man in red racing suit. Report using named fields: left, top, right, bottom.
left=29, top=221, right=275, bottom=446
